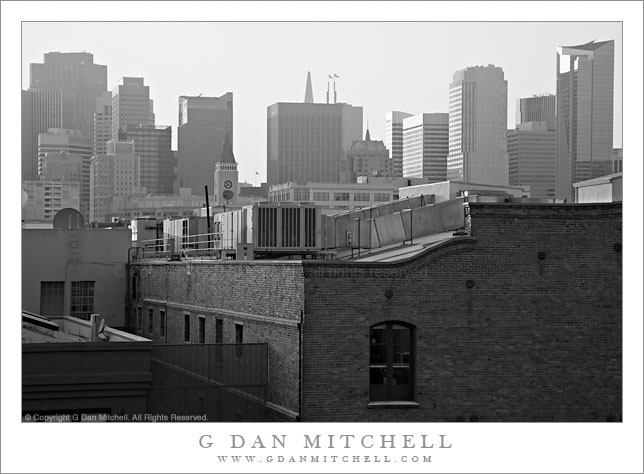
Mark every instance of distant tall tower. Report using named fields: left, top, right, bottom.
left=122, top=124, right=174, bottom=194
left=22, top=89, right=76, bottom=181
left=342, top=129, right=391, bottom=183
left=385, top=111, right=413, bottom=178
left=213, top=131, right=238, bottom=206
left=556, top=40, right=614, bottom=201
left=447, top=65, right=508, bottom=185
left=176, top=93, right=233, bottom=196
left=93, top=91, right=112, bottom=157
left=267, top=73, right=363, bottom=186
left=402, top=113, right=449, bottom=181
left=29, top=52, right=107, bottom=143
left=516, top=94, right=556, bottom=131
left=508, top=121, right=556, bottom=199
left=111, top=77, right=155, bottom=140
left=304, top=71, right=314, bottom=103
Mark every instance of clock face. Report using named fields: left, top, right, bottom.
left=223, top=180, right=233, bottom=190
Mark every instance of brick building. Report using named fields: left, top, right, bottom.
left=128, top=202, right=621, bottom=422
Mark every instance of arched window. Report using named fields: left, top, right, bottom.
left=370, top=322, right=415, bottom=402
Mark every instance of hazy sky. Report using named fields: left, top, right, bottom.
left=21, top=21, right=622, bottom=184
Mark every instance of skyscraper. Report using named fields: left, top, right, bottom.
left=341, top=129, right=391, bottom=183
left=402, top=113, right=449, bottom=181
left=385, top=111, right=413, bottom=178
left=556, top=40, right=614, bottom=201
left=112, top=77, right=155, bottom=140
left=508, top=121, right=556, bottom=199
left=516, top=94, right=556, bottom=131
left=37, top=128, right=92, bottom=219
left=122, top=124, right=174, bottom=194
left=93, top=91, right=112, bottom=157
left=29, top=52, right=107, bottom=142
left=90, top=140, right=141, bottom=222
left=447, top=65, right=508, bottom=185
left=213, top=132, right=239, bottom=206
left=22, top=89, right=76, bottom=181
left=267, top=73, right=363, bottom=186
left=176, top=93, right=233, bottom=197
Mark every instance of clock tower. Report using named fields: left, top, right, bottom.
left=213, top=131, right=238, bottom=206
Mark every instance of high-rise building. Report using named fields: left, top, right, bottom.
left=122, top=124, right=174, bottom=194
left=89, top=140, right=141, bottom=222
left=93, top=91, right=112, bottom=157
left=385, top=111, right=413, bottom=178
left=516, top=94, right=556, bottom=131
left=508, top=121, right=556, bottom=199
left=29, top=52, right=107, bottom=143
left=176, top=94, right=233, bottom=197
left=267, top=73, right=363, bottom=186
left=556, top=40, right=614, bottom=201
left=22, top=89, right=76, bottom=181
left=38, top=128, right=92, bottom=219
left=447, top=65, right=508, bottom=185
left=213, top=132, right=238, bottom=206
left=341, top=129, right=391, bottom=183
left=402, top=113, right=449, bottom=181
left=112, top=77, right=155, bottom=140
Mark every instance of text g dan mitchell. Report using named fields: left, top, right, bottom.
left=199, top=434, right=452, bottom=450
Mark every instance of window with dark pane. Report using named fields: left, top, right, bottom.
left=40, top=281, right=65, bottom=316
left=369, top=322, right=414, bottom=402
left=70, top=281, right=95, bottom=320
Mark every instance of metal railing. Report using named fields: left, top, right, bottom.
left=135, top=232, right=223, bottom=260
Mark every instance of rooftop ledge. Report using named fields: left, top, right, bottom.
left=367, top=401, right=420, bottom=408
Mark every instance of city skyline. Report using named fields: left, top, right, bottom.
left=21, top=22, right=623, bottom=185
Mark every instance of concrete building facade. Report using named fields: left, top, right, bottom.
left=38, top=128, right=92, bottom=219
left=22, top=89, right=76, bottom=181
left=22, top=181, right=81, bottom=223
left=22, top=228, right=131, bottom=328
left=402, top=113, right=449, bottom=181
left=112, top=77, right=155, bottom=140
left=448, top=65, right=508, bottom=186
left=29, top=52, right=108, bottom=145
left=267, top=93, right=363, bottom=186
left=341, top=130, right=391, bottom=183
left=385, top=111, right=413, bottom=178
left=89, top=140, right=141, bottom=222
left=555, top=40, right=615, bottom=201
left=516, top=94, right=556, bottom=131
left=508, top=121, right=557, bottom=199
left=122, top=124, right=174, bottom=195
left=176, top=94, right=233, bottom=197
left=93, top=91, right=112, bottom=157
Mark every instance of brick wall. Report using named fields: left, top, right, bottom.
left=300, top=203, right=622, bottom=422
left=131, top=260, right=304, bottom=420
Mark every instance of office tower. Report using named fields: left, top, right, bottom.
left=402, top=113, right=449, bottom=181
left=385, top=111, right=413, bottom=178
left=122, top=124, right=174, bottom=194
left=341, top=129, right=391, bottom=183
left=447, top=65, right=508, bottom=185
left=267, top=73, right=363, bottom=186
left=612, top=148, right=623, bottom=173
left=516, top=94, right=556, bottom=131
left=29, top=52, right=107, bottom=143
left=556, top=40, right=614, bottom=201
left=38, top=128, right=92, bottom=219
left=112, top=77, right=155, bottom=140
left=176, top=93, right=233, bottom=197
left=94, top=91, right=112, bottom=157
left=22, top=89, right=75, bottom=181
left=213, top=132, right=239, bottom=206
left=508, top=121, right=556, bottom=199
left=90, top=140, right=141, bottom=222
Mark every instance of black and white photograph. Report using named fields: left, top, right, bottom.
left=2, top=2, right=642, bottom=473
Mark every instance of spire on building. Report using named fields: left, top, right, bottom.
left=365, top=128, right=371, bottom=141
left=304, top=71, right=314, bottom=103
left=218, top=130, right=236, bottom=164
